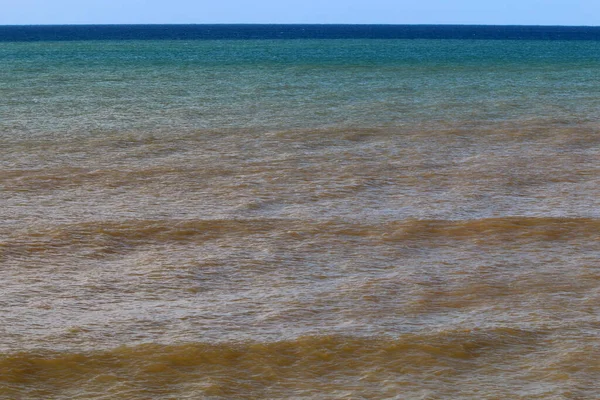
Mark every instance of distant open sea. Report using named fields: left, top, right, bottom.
left=1, top=25, right=599, bottom=399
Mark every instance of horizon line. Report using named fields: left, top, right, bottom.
left=1, top=23, right=599, bottom=28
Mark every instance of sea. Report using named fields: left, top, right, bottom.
left=1, top=25, right=599, bottom=399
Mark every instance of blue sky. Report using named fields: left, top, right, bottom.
left=1, top=0, right=599, bottom=26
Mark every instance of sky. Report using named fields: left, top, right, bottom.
left=1, top=0, right=599, bottom=26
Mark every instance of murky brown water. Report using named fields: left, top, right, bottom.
left=2, top=120, right=599, bottom=398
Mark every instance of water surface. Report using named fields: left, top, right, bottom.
left=1, top=25, right=599, bottom=399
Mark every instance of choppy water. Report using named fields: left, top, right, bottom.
left=1, top=25, right=600, bottom=399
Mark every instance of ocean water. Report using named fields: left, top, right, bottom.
left=1, top=25, right=600, bottom=399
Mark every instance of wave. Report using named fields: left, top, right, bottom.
left=1, top=328, right=557, bottom=399
left=380, top=217, right=600, bottom=242
left=2, top=217, right=598, bottom=260
left=3, top=117, right=599, bottom=147
left=0, top=165, right=241, bottom=192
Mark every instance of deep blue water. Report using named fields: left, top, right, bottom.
left=2, top=24, right=600, bottom=42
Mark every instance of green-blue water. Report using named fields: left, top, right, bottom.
left=2, top=39, right=600, bottom=136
